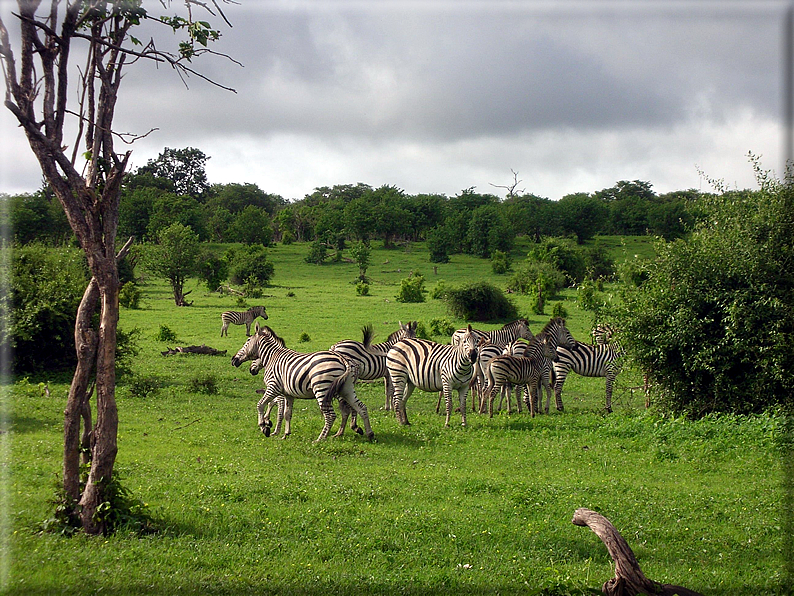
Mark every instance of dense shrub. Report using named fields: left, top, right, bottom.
left=6, top=244, right=89, bottom=372
left=119, top=282, right=142, bottom=309
left=304, top=240, right=329, bottom=265
left=507, top=261, right=566, bottom=299
left=490, top=250, right=511, bottom=274
left=443, top=282, right=518, bottom=322
left=226, top=245, right=275, bottom=286
left=396, top=273, right=427, bottom=303
left=155, top=325, right=177, bottom=343
left=198, top=250, right=228, bottom=292
left=527, top=236, right=614, bottom=284
left=611, top=158, right=794, bottom=416
left=428, top=317, right=456, bottom=336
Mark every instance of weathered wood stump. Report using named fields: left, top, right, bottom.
left=572, top=508, right=704, bottom=596
left=161, top=345, right=228, bottom=356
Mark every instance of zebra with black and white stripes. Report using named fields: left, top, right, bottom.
left=330, top=321, right=418, bottom=436
left=231, top=324, right=374, bottom=442
left=484, top=335, right=558, bottom=417
left=387, top=325, right=480, bottom=427
left=450, top=318, right=532, bottom=348
left=220, top=305, right=268, bottom=337
left=554, top=330, right=624, bottom=413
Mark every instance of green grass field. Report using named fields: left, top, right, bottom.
left=4, top=239, right=787, bottom=595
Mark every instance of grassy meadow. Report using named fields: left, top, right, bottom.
left=4, top=236, right=788, bottom=595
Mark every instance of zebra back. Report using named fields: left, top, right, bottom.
left=330, top=321, right=418, bottom=381
left=450, top=318, right=532, bottom=347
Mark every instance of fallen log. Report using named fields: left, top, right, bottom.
left=572, top=508, right=704, bottom=596
left=161, top=345, right=228, bottom=356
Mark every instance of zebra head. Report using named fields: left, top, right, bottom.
left=459, top=325, right=480, bottom=363
left=541, top=336, right=559, bottom=362
left=540, top=317, right=576, bottom=350
left=231, top=326, right=263, bottom=368
left=252, top=306, right=269, bottom=320
left=516, top=318, right=533, bottom=340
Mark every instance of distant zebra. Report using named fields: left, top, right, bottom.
left=554, top=333, right=624, bottom=413
left=484, top=335, right=558, bottom=417
left=330, top=321, right=418, bottom=436
left=231, top=324, right=374, bottom=442
left=450, top=318, right=532, bottom=348
left=591, top=323, right=616, bottom=346
left=220, top=306, right=268, bottom=337
left=387, top=325, right=480, bottom=427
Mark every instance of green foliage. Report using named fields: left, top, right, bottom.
left=349, top=241, right=371, bottom=283
left=298, top=332, right=311, bottom=343
left=119, top=281, right=142, bottom=309
left=197, top=250, right=228, bottom=292
left=6, top=190, right=72, bottom=245
left=226, top=205, right=273, bottom=245
left=551, top=302, right=568, bottom=319
left=6, top=244, right=89, bottom=372
left=576, top=280, right=603, bottom=312
left=225, top=244, right=275, bottom=286
left=136, top=146, right=210, bottom=199
left=428, top=317, right=456, bottom=336
left=126, top=375, right=162, bottom=398
left=442, top=282, right=518, bottom=322
left=507, top=261, right=566, bottom=299
left=115, top=327, right=141, bottom=379
left=305, top=239, right=329, bottom=265
left=188, top=374, right=219, bottom=395
left=429, top=279, right=449, bottom=300
left=142, top=223, right=201, bottom=305
left=611, top=157, right=794, bottom=416
left=396, top=273, right=427, bottom=303
left=491, top=249, right=511, bottom=274
left=426, top=225, right=453, bottom=263
left=356, top=282, right=370, bottom=296
left=155, top=324, right=177, bottom=343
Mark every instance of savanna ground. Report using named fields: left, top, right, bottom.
left=3, top=237, right=789, bottom=595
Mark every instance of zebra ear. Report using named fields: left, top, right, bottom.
left=467, top=324, right=473, bottom=332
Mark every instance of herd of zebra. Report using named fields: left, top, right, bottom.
left=222, top=306, right=624, bottom=442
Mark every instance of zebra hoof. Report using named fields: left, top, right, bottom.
left=605, top=407, right=613, bottom=414
left=366, top=432, right=375, bottom=442
left=354, top=427, right=364, bottom=435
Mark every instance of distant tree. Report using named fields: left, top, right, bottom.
left=206, top=182, right=285, bottom=215
left=7, top=189, right=71, bottom=245
left=137, top=147, right=211, bottom=200
left=371, top=185, right=412, bottom=248
left=147, top=193, right=207, bottom=240
left=349, top=241, right=371, bottom=283
left=595, top=180, right=655, bottom=236
left=503, top=193, right=561, bottom=240
left=558, top=192, right=609, bottom=242
left=464, top=204, right=514, bottom=258
left=344, top=195, right=377, bottom=241
left=118, top=186, right=159, bottom=242
left=206, top=206, right=234, bottom=242
left=426, top=225, right=454, bottom=263
left=274, top=207, right=297, bottom=244
left=144, top=223, right=201, bottom=306
left=197, top=250, right=228, bottom=292
left=407, top=193, right=448, bottom=240
left=226, top=205, right=273, bottom=245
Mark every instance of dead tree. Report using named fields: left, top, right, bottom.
left=0, top=0, right=236, bottom=534
left=572, top=508, right=704, bottom=596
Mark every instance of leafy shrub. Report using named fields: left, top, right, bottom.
left=281, top=229, right=295, bottom=245
left=429, top=317, right=456, bottom=336
left=429, top=280, right=449, bottom=300
left=507, top=261, right=566, bottom=299
left=298, top=332, right=310, bottom=343
left=426, top=225, right=453, bottom=263
left=491, top=250, right=511, bottom=274
left=154, top=325, right=177, bottom=343
left=304, top=240, right=328, bottom=265
left=610, top=157, right=794, bottom=416
left=197, top=250, right=228, bottom=292
left=356, top=282, right=370, bottom=296
left=577, top=280, right=603, bottom=312
left=443, top=282, right=518, bottom=322
left=551, top=302, right=568, bottom=319
left=188, top=374, right=218, bottom=395
left=414, top=321, right=430, bottom=340
left=119, top=282, right=141, bottom=309
left=235, top=296, right=249, bottom=309
left=127, top=375, right=162, bottom=398
left=527, top=236, right=614, bottom=284
left=225, top=245, right=275, bottom=287
left=396, top=273, right=427, bottom=303
left=243, top=276, right=263, bottom=299
left=6, top=244, right=89, bottom=373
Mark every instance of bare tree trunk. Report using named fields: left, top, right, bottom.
left=572, top=508, right=704, bottom=596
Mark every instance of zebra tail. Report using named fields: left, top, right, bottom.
left=361, top=324, right=374, bottom=348
left=327, top=358, right=356, bottom=401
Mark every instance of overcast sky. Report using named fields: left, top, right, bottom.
left=0, top=0, right=789, bottom=201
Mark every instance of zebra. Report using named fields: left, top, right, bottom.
left=330, top=321, right=418, bottom=436
left=450, top=318, right=532, bottom=348
left=387, top=325, right=480, bottom=428
left=220, top=306, right=268, bottom=337
left=231, top=324, right=374, bottom=442
left=591, top=323, right=616, bottom=346
left=484, top=335, right=559, bottom=418
left=554, top=332, right=624, bottom=414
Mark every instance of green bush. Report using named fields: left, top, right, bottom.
left=490, top=250, right=511, bottom=274
left=551, top=302, right=568, bottom=319
left=442, top=282, right=518, bottom=322
left=396, top=273, right=427, bottom=303
left=356, top=282, right=370, bottom=296
left=226, top=245, right=275, bottom=286
left=155, top=325, right=177, bottom=343
left=429, top=280, right=449, bottom=300
left=507, top=261, right=566, bottom=299
left=126, top=375, right=162, bottom=398
left=188, top=374, right=219, bottom=395
left=298, top=332, right=311, bottom=343
left=197, top=250, right=228, bottom=292
left=428, top=317, right=456, bottom=336
left=119, top=281, right=142, bottom=309
left=6, top=244, right=89, bottom=373
left=304, top=240, right=328, bottom=265
left=610, top=157, right=794, bottom=416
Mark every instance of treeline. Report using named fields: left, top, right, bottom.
left=4, top=147, right=700, bottom=253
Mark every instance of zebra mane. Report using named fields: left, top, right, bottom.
left=257, top=324, right=286, bottom=348
left=538, top=317, right=566, bottom=337
left=502, top=318, right=529, bottom=330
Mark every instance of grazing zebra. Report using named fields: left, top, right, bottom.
left=554, top=333, right=624, bottom=413
left=484, top=335, right=558, bottom=417
left=330, top=321, right=418, bottom=436
left=387, top=325, right=480, bottom=427
left=220, top=306, right=268, bottom=337
left=231, top=324, right=374, bottom=442
left=450, top=318, right=532, bottom=348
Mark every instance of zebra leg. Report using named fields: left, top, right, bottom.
left=384, top=376, right=394, bottom=411
left=257, top=388, right=280, bottom=435
left=553, top=365, right=569, bottom=412
left=339, top=380, right=375, bottom=441
left=542, top=377, right=552, bottom=415
left=313, top=395, right=337, bottom=442
left=605, top=372, right=614, bottom=413
left=455, top=383, right=468, bottom=427
left=245, top=321, right=252, bottom=336
left=391, top=374, right=413, bottom=425
left=221, top=321, right=229, bottom=337
left=334, top=399, right=352, bottom=438
left=279, top=396, right=295, bottom=438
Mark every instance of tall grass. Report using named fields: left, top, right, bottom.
left=5, top=240, right=786, bottom=595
